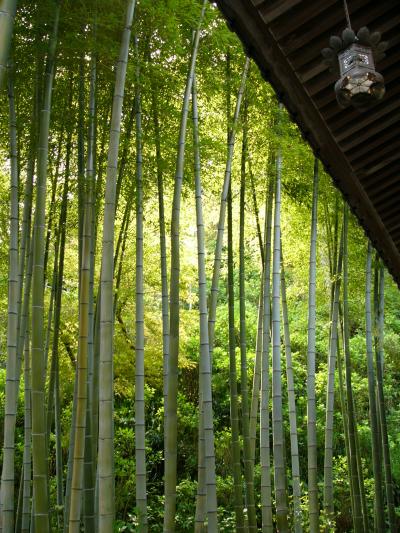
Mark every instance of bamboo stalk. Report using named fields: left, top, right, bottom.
left=0, top=66, right=20, bottom=532
left=365, top=242, right=385, bottom=531
left=134, top=34, right=148, bottom=532
left=281, top=251, right=302, bottom=533
left=164, top=5, right=206, bottom=530
left=271, top=133, right=289, bottom=532
left=97, top=1, right=136, bottom=530
left=30, top=3, right=60, bottom=529
left=375, top=261, right=396, bottom=532
left=323, top=223, right=344, bottom=529
left=192, top=71, right=218, bottom=532
left=307, top=158, right=319, bottom=533
left=260, top=170, right=273, bottom=533
left=227, top=183, right=245, bottom=532
left=0, top=0, right=16, bottom=89
left=239, top=115, right=257, bottom=531
left=342, top=206, right=364, bottom=532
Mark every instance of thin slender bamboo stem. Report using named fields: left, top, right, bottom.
left=208, top=56, right=250, bottom=364
left=30, top=4, right=60, bottom=529
left=97, top=2, right=136, bottom=530
left=239, top=117, right=257, bottom=531
left=84, top=49, right=97, bottom=533
left=1, top=67, right=20, bottom=532
left=0, top=0, right=16, bottom=89
left=271, top=135, right=289, bottom=532
left=375, top=261, right=396, bottom=531
left=323, top=224, right=344, bottom=529
left=150, top=82, right=169, bottom=464
left=134, top=34, right=148, bottom=532
left=164, top=5, right=206, bottom=530
left=21, top=238, right=34, bottom=533
left=192, top=71, right=218, bottom=532
left=281, top=251, right=302, bottom=533
left=260, top=170, right=273, bottom=533
left=307, top=158, right=319, bottom=533
left=342, top=206, right=364, bottom=532
left=227, top=183, right=245, bottom=532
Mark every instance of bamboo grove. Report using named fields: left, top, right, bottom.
left=0, top=1, right=399, bottom=531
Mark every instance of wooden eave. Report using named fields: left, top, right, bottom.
left=215, top=0, right=400, bottom=285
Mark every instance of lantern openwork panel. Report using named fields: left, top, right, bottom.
left=335, top=43, right=385, bottom=110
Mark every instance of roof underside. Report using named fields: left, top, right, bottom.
left=216, top=0, right=400, bottom=285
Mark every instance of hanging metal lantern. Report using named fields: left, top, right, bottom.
left=321, top=26, right=387, bottom=111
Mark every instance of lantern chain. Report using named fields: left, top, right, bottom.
left=343, top=0, right=352, bottom=30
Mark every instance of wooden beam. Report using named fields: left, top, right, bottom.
left=362, top=164, right=400, bottom=188
left=258, top=0, right=302, bottom=24
left=364, top=173, right=400, bottom=197
left=339, top=111, right=400, bottom=152
left=333, top=101, right=400, bottom=144
left=347, top=128, right=400, bottom=163
left=269, top=0, right=337, bottom=40
left=353, top=143, right=400, bottom=172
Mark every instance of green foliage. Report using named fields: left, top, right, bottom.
left=0, top=0, right=400, bottom=530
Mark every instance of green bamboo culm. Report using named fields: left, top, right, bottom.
left=68, top=63, right=95, bottom=533
left=342, top=205, right=364, bottom=532
left=134, top=34, right=148, bottom=532
left=0, top=0, right=16, bottom=90
left=83, top=47, right=97, bottom=533
left=323, top=220, right=344, bottom=530
left=192, top=71, right=219, bottom=532
left=271, top=117, right=289, bottom=532
left=260, top=168, right=274, bottom=533
left=307, top=157, right=319, bottom=533
left=150, top=84, right=169, bottom=461
left=163, top=4, right=206, bottom=530
left=239, top=105, right=257, bottom=532
left=281, top=251, right=302, bottom=533
left=248, top=151, right=268, bottom=465
left=30, top=3, right=61, bottom=530
left=208, top=55, right=250, bottom=366
left=375, top=260, right=396, bottom=532
left=0, top=66, right=19, bottom=533
left=50, top=128, right=72, bottom=532
left=365, top=243, right=386, bottom=532
left=21, top=325, right=32, bottom=532
left=97, top=1, right=136, bottom=530
left=227, top=182, right=245, bottom=532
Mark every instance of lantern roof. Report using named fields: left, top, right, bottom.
left=216, top=0, right=400, bottom=286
